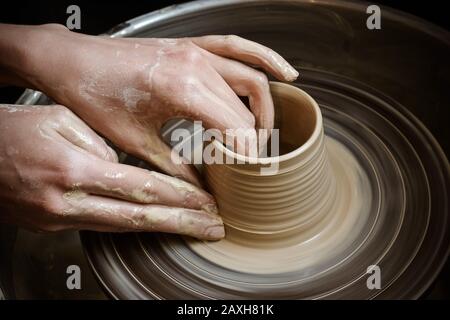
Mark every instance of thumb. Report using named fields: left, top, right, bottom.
left=134, top=130, right=203, bottom=188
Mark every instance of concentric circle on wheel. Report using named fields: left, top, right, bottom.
left=81, top=69, right=449, bottom=299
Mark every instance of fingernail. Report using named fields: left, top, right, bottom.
left=204, top=225, right=225, bottom=240
left=285, top=65, right=299, bottom=81
left=201, top=203, right=219, bottom=215
left=175, top=208, right=224, bottom=240
left=107, top=146, right=119, bottom=162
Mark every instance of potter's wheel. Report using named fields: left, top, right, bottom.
left=81, top=69, right=449, bottom=299
left=11, top=0, right=448, bottom=299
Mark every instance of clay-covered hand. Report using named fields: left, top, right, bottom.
left=18, top=25, right=298, bottom=186
left=0, top=104, right=223, bottom=239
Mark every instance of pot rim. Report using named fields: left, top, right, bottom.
left=212, top=81, right=322, bottom=165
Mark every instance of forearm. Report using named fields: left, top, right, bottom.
left=0, top=23, right=77, bottom=92
left=0, top=24, right=36, bottom=87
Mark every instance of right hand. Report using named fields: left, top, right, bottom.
left=19, top=25, right=298, bottom=186
left=0, top=104, right=224, bottom=240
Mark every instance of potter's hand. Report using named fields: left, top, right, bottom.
left=0, top=24, right=298, bottom=186
left=0, top=104, right=223, bottom=239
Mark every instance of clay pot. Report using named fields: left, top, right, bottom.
left=77, top=1, right=449, bottom=297
left=204, top=82, right=335, bottom=244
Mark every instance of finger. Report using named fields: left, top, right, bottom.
left=201, top=49, right=275, bottom=132
left=114, top=37, right=180, bottom=47
left=180, top=80, right=257, bottom=156
left=190, top=35, right=299, bottom=82
left=76, top=157, right=218, bottom=213
left=109, top=122, right=202, bottom=187
left=116, top=35, right=298, bottom=82
left=196, top=63, right=259, bottom=156
left=140, top=132, right=203, bottom=187
left=200, top=62, right=256, bottom=128
left=56, top=110, right=118, bottom=162
left=65, top=194, right=225, bottom=240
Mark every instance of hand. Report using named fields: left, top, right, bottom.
left=0, top=104, right=223, bottom=239
left=17, top=25, right=298, bottom=186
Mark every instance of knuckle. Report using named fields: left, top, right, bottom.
left=41, top=23, right=69, bottom=32
left=172, top=74, right=200, bottom=97
left=105, top=146, right=119, bottom=162
left=94, top=141, right=117, bottom=162
left=58, top=160, right=83, bottom=188
left=253, top=71, right=269, bottom=87
left=129, top=207, right=147, bottom=230
left=224, top=34, right=241, bottom=46
left=52, top=104, right=67, bottom=113
left=178, top=45, right=202, bottom=64
left=41, top=194, right=65, bottom=217
left=180, top=74, right=199, bottom=89
left=51, top=104, right=71, bottom=119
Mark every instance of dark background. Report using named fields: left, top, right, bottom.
left=0, top=0, right=448, bottom=299
left=0, top=0, right=448, bottom=103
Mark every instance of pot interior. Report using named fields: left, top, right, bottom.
left=271, top=83, right=318, bottom=155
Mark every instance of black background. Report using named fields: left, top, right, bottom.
left=0, top=0, right=448, bottom=103
left=0, top=0, right=448, bottom=299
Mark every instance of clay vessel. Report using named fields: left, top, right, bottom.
left=204, top=82, right=335, bottom=245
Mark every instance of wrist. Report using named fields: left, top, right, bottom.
left=20, top=24, right=74, bottom=93
left=0, top=24, right=76, bottom=92
left=0, top=24, right=37, bottom=87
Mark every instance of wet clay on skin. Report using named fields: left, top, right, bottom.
left=187, top=82, right=372, bottom=273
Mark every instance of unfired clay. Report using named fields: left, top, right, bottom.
left=187, top=82, right=372, bottom=273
